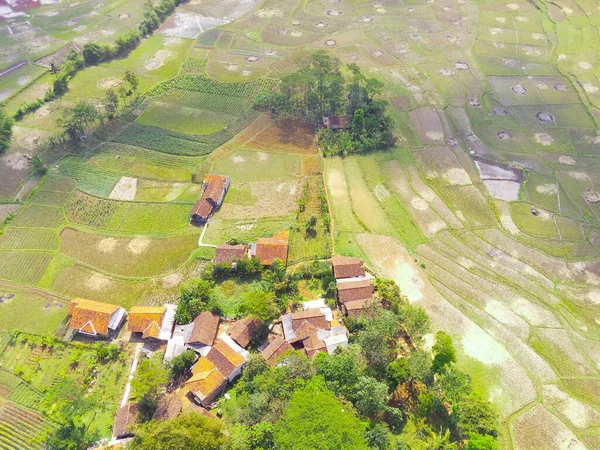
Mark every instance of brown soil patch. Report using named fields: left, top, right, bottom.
left=244, top=118, right=317, bottom=154
left=302, top=155, right=321, bottom=176
left=98, top=77, right=122, bottom=89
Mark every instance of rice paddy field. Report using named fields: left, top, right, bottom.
left=1, top=0, right=600, bottom=446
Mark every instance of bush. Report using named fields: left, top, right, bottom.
left=170, top=350, right=197, bottom=378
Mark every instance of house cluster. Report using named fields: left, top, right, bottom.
left=331, top=255, right=377, bottom=316
left=260, top=298, right=349, bottom=367
left=190, top=174, right=230, bottom=225
left=215, top=230, right=290, bottom=266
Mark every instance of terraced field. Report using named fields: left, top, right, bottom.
left=1, top=0, right=600, bottom=446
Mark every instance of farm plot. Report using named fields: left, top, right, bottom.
left=0, top=401, right=56, bottom=450
left=242, top=117, right=317, bottom=154
left=219, top=180, right=301, bottom=220
left=209, top=149, right=303, bottom=183
left=0, top=228, right=58, bottom=251
left=203, top=215, right=295, bottom=247
left=65, top=191, right=193, bottom=234
left=0, top=251, right=52, bottom=285
left=0, top=282, right=67, bottom=336
left=59, top=227, right=198, bottom=277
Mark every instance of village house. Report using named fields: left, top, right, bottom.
left=336, top=278, right=374, bottom=304
left=190, top=174, right=230, bottom=224
left=330, top=255, right=366, bottom=279
left=152, top=394, right=183, bottom=421
left=278, top=302, right=348, bottom=360
left=68, top=298, right=126, bottom=338
left=113, top=402, right=138, bottom=440
left=261, top=336, right=294, bottom=367
left=186, top=335, right=248, bottom=407
left=229, top=316, right=261, bottom=348
left=127, top=305, right=175, bottom=341
left=214, top=243, right=247, bottom=265
left=187, top=311, right=220, bottom=355
left=252, top=231, right=289, bottom=265
left=322, top=115, right=351, bottom=130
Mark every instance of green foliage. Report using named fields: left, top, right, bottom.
left=352, top=376, right=390, bottom=419
left=47, top=419, right=88, bottom=450
left=129, top=412, right=229, bottom=449
left=131, top=353, right=168, bottom=399
left=31, top=154, right=47, bottom=175
left=104, top=88, right=119, bottom=118
left=386, top=358, right=411, bottom=387
left=431, top=331, right=456, bottom=374
left=125, top=70, right=140, bottom=96
left=273, top=377, right=369, bottom=450
left=170, top=350, right=197, bottom=378
left=314, top=346, right=362, bottom=397
left=95, top=343, right=121, bottom=363
left=239, top=290, right=279, bottom=322
left=364, top=423, right=392, bottom=450
left=0, top=109, right=13, bottom=153
left=175, top=279, right=214, bottom=324
left=466, top=433, right=498, bottom=450
left=455, top=396, right=498, bottom=439
left=57, top=101, right=101, bottom=140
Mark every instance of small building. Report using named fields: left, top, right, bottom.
left=113, top=402, right=138, bottom=439
left=322, top=115, right=351, bottom=130
left=187, top=312, right=220, bottom=353
left=69, top=298, right=126, bottom=338
left=336, top=278, right=374, bottom=304
left=186, top=357, right=228, bottom=407
left=253, top=231, right=289, bottom=265
left=290, top=308, right=331, bottom=332
left=152, top=394, right=183, bottom=421
left=330, top=255, right=366, bottom=279
left=165, top=322, right=194, bottom=362
left=128, top=306, right=169, bottom=340
left=190, top=175, right=230, bottom=224
left=206, top=338, right=246, bottom=382
left=215, top=244, right=247, bottom=265
left=341, top=298, right=372, bottom=316
left=229, top=316, right=261, bottom=348
left=261, top=336, right=294, bottom=367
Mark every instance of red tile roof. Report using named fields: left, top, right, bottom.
left=336, top=279, right=374, bottom=303
left=69, top=298, right=121, bottom=336
left=330, top=255, right=365, bottom=279
left=191, top=175, right=229, bottom=222
left=291, top=309, right=330, bottom=331
left=255, top=231, right=289, bottom=265
left=229, top=317, right=261, bottom=348
left=215, top=244, right=247, bottom=265
left=188, top=312, right=220, bottom=346
left=206, top=339, right=245, bottom=379
left=261, top=336, right=294, bottom=366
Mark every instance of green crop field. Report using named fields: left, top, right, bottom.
left=1, top=0, right=600, bottom=446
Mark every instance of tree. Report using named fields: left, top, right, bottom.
left=456, top=396, right=498, bottom=438
left=277, top=350, right=313, bottom=381
left=170, top=350, right=197, bottom=378
left=118, top=86, right=128, bottom=105
left=431, top=331, right=456, bottom=374
left=129, top=412, right=229, bottom=449
left=131, top=353, right=169, bottom=399
left=386, top=357, right=411, bottom=387
left=175, top=279, right=213, bottom=323
left=306, top=214, right=317, bottom=234
left=47, top=419, right=87, bottom=450
left=465, top=433, right=498, bottom=450
left=53, top=74, right=69, bottom=95
left=103, top=88, right=119, bottom=118
left=124, top=70, right=139, bottom=96
left=242, top=353, right=269, bottom=383
left=274, top=378, right=369, bottom=450
left=0, top=109, right=13, bottom=153
left=48, top=61, right=60, bottom=77
left=314, top=346, right=362, bottom=397
left=352, top=376, right=389, bottom=419
left=58, top=102, right=100, bottom=140
left=83, top=43, right=106, bottom=64
left=364, top=423, right=391, bottom=450
left=239, top=290, right=279, bottom=322
left=31, top=154, right=47, bottom=175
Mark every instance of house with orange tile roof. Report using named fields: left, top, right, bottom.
left=252, top=231, right=289, bottom=265
left=69, top=298, right=126, bottom=338
left=186, top=334, right=249, bottom=406
left=229, top=316, right=261, bottom=348
left=215, top=243, right=247, bottom=265
left=261, top=336, right=294, bottom=367
left=128, top=306, right=166, bottom=339
left=190, top=175, right=230, bottom=224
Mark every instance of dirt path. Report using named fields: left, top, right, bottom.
left=198, top=220, right=216, bottom=247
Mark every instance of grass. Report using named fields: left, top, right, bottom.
left=136, top=102, right=236, bottom=135
left=209, top=149, right=303, bottom=183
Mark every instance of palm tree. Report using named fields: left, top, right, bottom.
left=48, top=61, right=60, bottom=77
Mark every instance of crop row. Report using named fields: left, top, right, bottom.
left=115, top=109, right=259, bottom=156
left=66, top=191, right=192, bottom=233
left=37, top=176, right=77, bottom=194
left=268, top=50, right=311, bottom=74
left=151, top=89, right=254, bottom=116
left=0, top=251, right=53, bottom=285
left=157, top=74, right=279, bottom=98
left=9, top=383, right=41, bottom=409
left=0, top=228, right=59, bottom=251
left=197, top=28, right=221, bottom=46
left=10, top=205, right=64, bottom=229
left=58, top=158, right=120, bottom=198
left=0, top=402, right=53, bottom=450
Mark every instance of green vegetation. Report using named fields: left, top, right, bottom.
left=0, top=109, right=12, bottom=153
left=256, top=52, right=395, bottom=156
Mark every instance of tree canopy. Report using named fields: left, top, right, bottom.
left=273, top=378, right=369, bottom=450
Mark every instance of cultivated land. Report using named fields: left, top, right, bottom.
left=1, top=0, right=600, bottom=447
